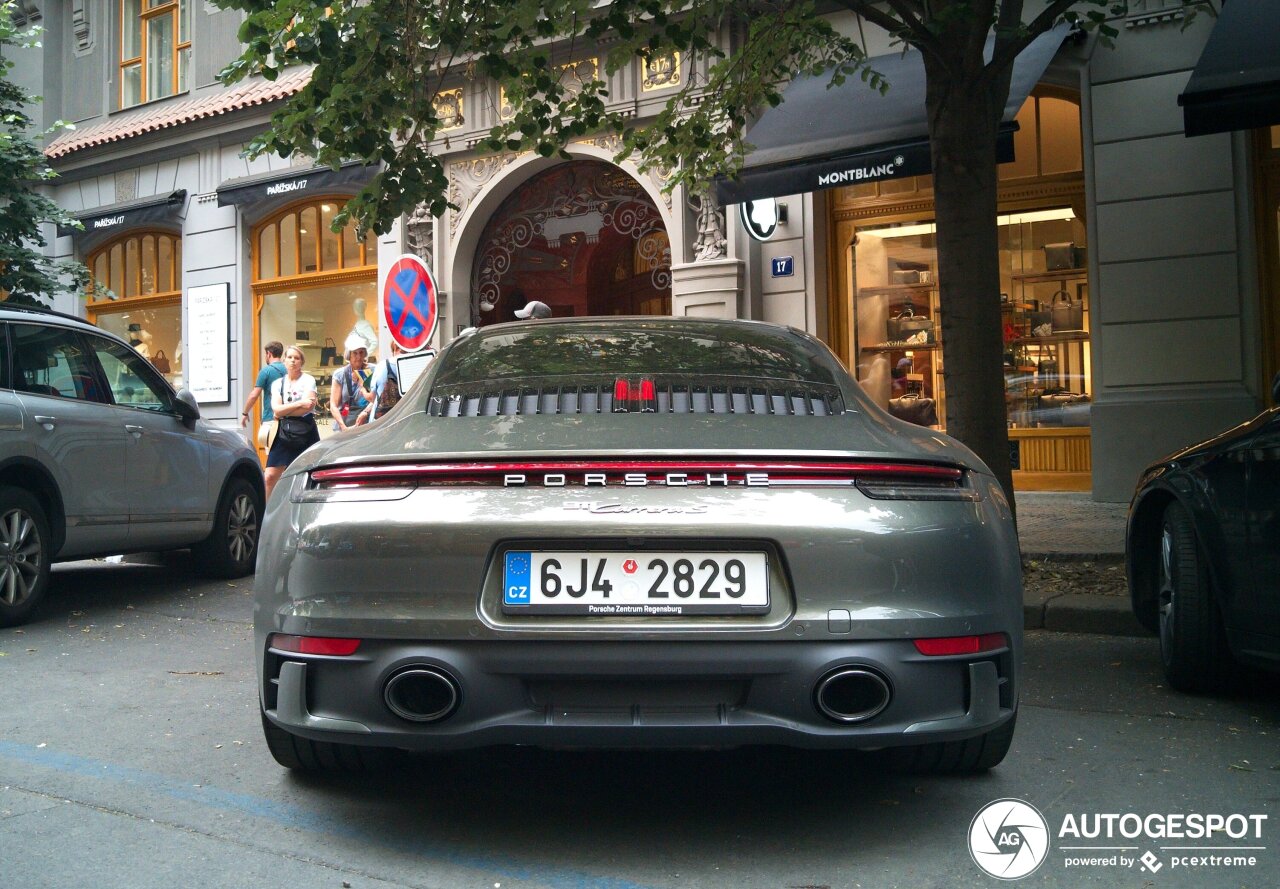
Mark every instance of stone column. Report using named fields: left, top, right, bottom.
left=672, top=188, right=745, bottom=318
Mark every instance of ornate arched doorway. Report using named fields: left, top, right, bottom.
left=472, top=160, right=671, bottom=324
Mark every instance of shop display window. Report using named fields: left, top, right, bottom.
left=94, top=304, right=183, bottom=388
left=86, top=230, right=184, bottom=387
left=258, top=281, right=379, bottom=436
left=253, top=197, right=380, bottom=444
left=851, top=207, right=1090, bottom=430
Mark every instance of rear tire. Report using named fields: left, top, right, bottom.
left=261, top=711, right=388, bottom=772
left=886, top=713, right=1017, bottom=774
left=0, top=486, right=52, bottom=628
left=1157, top=501, right=1234, bottom=692
left=192, top=478, right=261, bottom=578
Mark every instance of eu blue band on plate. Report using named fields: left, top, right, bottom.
left=504, top=552, right=532, bottom=606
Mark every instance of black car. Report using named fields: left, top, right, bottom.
left=1127, top=373, right=1280, bottom=691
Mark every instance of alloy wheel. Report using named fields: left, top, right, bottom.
left=0, top=507, right=43, bottom=607
left=227, top=493, right=258, bottom=565
left=1157, top=525, right=1176, bottom=660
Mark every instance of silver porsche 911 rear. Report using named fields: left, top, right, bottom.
left=255, top=318, right=1022, bottom=773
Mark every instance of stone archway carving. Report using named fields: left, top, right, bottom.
left=470, top=160, right=671, bottom=322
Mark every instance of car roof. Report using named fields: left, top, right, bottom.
left=0, top=303, right=128, bottom=342
left=478, top=315, right=806, bottom=336
left=0, top=303, right=100, bottom=329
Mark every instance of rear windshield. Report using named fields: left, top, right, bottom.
left=433, top=321, right=840, bottom=387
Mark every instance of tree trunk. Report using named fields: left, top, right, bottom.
left=923, top=53, right=1017, bottom=520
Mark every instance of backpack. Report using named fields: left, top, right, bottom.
left=377, top=370, right=401, bottom=414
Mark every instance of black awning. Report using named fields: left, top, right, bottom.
left=216, top=161, right=377, bottom=207
left=714, top=24, right=1070, bottom=205
left=1179, top=2, right=1280, bottom=137
left=57, top=190, right=186, bottom=238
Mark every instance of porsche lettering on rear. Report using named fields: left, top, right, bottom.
left=501, top=472, right=771, bottom=487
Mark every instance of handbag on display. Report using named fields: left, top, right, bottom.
left=1050, top=290, right=1085, bottom=332
left=1036, top=390, right=1090, bottom=427
left=885, top=305, right=935, bottom=343
left=150, top=350, right=171, bottom=374
left=319, top=337, right=339, bottom=367
left=888, top=393, right=939, bottom=426
left=1043, top=242, right=1086, bottom=271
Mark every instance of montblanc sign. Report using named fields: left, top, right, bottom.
left=713, top=127, right=1015, bottom=207
left=817, top=156, right=907, bottom=187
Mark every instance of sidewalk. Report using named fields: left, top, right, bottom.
left=1013, top=492, right=1147, bottom=637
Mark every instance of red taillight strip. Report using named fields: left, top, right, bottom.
left=913, top=633, right=1008, bottom=656
left=269, top=634, right=362, bottom=656
left=310, top=460, right=964, bottom=486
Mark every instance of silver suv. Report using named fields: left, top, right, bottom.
left=0, top=305, right=264, bottom=626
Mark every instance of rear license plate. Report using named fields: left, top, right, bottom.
left=502, top=551, right=770, bottom=615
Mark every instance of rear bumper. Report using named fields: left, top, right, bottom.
left=261, top=638, right=1017, bottom=751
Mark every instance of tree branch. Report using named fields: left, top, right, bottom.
left=986, top=0, right=1081, bottom=75
left=832, top=0, right=950, bottom=65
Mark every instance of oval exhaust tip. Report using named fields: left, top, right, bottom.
left=384, top=666, right=460, bottom=723
left=815, top=667, right=891, bottom=723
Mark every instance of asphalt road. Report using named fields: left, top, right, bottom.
left=1, top=558, right=1277, bottom=889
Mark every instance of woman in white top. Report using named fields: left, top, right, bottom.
left=265, top=345, right=320, bottom=499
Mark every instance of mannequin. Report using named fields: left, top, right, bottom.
left=133, top=329, right=153, bottom=359
left=349, top=298, right=378, bottom=359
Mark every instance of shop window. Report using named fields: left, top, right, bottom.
left=252, top=197, right=379, bottom=441
left=120, top=0, right=190, bottom=108
left=849, top=208, right=1090, bottom=433
left=1000, top=90, right=1082, bottom=181
left=86, top=230, right=183, bottom=387
left=257, top=282, right=378, bottom=435
left=255, top=199, right=375, bottom=280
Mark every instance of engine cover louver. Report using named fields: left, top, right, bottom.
left=427, top=380, right=846, bottom=418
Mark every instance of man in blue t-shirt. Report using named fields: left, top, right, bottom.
left=239, top=341, right=287, bottom=428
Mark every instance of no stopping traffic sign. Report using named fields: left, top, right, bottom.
left=382, top=254, right=439, bottom=351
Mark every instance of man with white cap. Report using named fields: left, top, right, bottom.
left=513, top=300, right=552, bottom=320
left=330, top=333, right=374, bottom=432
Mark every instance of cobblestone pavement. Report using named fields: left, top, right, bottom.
left=1015, top=491, right=1127, bottom=557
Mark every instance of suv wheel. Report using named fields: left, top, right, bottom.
left=0, top=486, right=52, bottom=627
left=192, top=478, right=262, bottom=578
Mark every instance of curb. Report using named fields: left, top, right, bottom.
left=1024, top=592, right=1149, bottom=637
left=1021, top=550, right=1142, bottom=637
left=1021, top=551, right=1125, bottom=564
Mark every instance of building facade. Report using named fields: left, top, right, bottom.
left=13, top=0, right=1277, bottom=499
